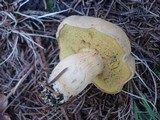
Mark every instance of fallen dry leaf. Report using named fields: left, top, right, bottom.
left=0, top=114, right=11, bottom=120
left=0, top=94, right=8, bottom=113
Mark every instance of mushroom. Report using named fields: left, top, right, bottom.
left=42, top=15, right=135, bottom=105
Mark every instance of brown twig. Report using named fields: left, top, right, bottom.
left=60, top=106, right=69, bottom=120
left=35, top=37, right=50, bottom=77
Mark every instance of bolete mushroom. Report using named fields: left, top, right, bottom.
left=41, top=15, right=135, bottom=105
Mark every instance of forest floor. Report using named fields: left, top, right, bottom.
left=0, top=0, right=160, bottom=120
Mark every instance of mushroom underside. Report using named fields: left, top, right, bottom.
left=58, top=24, right=134, bottom=93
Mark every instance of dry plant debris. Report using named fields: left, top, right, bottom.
left=0, top=0, right=160, bottom=120
left=0, top=114, right=11, bottom=120
left=0, top=94, right=10, bottom=120
left=0, top=94, right=8, bottom=113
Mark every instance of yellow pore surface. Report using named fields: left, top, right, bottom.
left=58, top=25, right=131, bottom=94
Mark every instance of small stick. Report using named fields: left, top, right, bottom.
left=60, top=106, right=69, bottom=120
left=11, top=64, right=34, bottom=94
left=44, top=85, right=60, bottom=96
left=35, top=37, right=50, bottom=76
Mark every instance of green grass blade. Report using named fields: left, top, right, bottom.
left=134, top=102, right=143, bottom=120
left=141, top=98, right=160, bottom=120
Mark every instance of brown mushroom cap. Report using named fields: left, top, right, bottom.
left=56, top=15, right=135, bottom=94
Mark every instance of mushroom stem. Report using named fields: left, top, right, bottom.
left=48, top=49, right=105, bottom=104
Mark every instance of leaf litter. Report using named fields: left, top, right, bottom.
left=0, top=0, right=160, bottom=119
